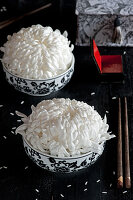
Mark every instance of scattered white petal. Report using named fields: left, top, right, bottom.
left=3, top=136, right=7, bottom=139
left=96, top=179, right=100, bottom=183
left=21, top=101, right=24, bottom=104
left=1, top=6, right=7, bottom=11
left=60, top=194, right=64, bottom=198
left=3, top=166, right=8, bottom=169
left=91, top=92, right=95, bottom=96
left=11, top=131, right=14, bottom=134
left=25, top=166, right=29, bottom=170
left=123, top=51, right=126, bottom=55
left=35, top=189, right=39, bottom=193
left=84, top=188, right=87, bottom=191
left=106, top=111, right=109, bottom=113
left=0, top=166, right=8, bottom=170
left=102, top=192, right=107, bottom=194
left=17, top=120, right=22, bottom=122
left=112, top=97, right=117, bottom=100
left=10, top=113, right=14, bottom=116
left=67, top=185, right=72, bottom=188
left=123, top=191, right=127, bottom=194
left=113, top=171, right=115, bottom=175
left=110, top=183, right=112, bottom=187
left=12, top=127, right=16, bottom=130
left=85, top=181, right=88, bottom=185
left=0, top=105, right=3, bottom=107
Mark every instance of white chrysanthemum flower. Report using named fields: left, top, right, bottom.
left=0, top=25, right=74, bottom=79
left=16, top=98, right=115, bottom=157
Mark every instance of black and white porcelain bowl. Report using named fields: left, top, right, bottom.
left=23, top=136, right=104, bottom=173
left=2, top=56, right=74, bottom=96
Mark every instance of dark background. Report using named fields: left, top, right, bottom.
left=0, top=1, right=133, bottom=200
left=0, top=0, right=77, bottom=45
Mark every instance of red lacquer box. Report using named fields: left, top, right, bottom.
left=91, top=39, right=125, bottom=82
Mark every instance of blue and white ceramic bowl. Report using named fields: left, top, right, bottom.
left=2, top=56, right=74, bottom=96
left=23, top=136, right=104, bottom=173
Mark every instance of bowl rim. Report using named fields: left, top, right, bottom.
left=2, top=55, right=75, bottom=81
left=23, top=135, right=103, bottom=160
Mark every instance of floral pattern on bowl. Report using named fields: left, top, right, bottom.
left=23, top=137, right=104, bottom=173
left=2, top=56, right=75, bottom=96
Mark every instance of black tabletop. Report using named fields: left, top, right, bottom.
left=0, top=6, right=133, bottom=200
left=0, top=44, right=133, bottom=200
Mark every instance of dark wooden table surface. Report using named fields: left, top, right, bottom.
left=0, top=44, right=133, bottom=200
left=0, top=3, right=133, bottom=199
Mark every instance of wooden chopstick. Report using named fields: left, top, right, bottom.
left=0, top=3, right=52, bottom=30
left=124, top=97, right=131, bottom=189
left=117, top=97, right=131, bottom=189
left=117, top=98, right=123, bottom=188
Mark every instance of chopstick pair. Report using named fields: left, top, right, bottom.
left=117, top=97, right=131, bottom=189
